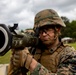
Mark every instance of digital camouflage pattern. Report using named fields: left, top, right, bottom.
left=31, top=46, right=76, bottom=75
left=34, top=9, right=66, bottom=30
left=8, top=45, right=76, bottom=75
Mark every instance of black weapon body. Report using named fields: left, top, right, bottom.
left=0, top=24, right=38, bottom=56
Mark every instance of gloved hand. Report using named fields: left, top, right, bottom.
left=12, top=47, right=33, bottom=69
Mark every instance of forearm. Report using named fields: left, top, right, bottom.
left=9, top=47, right=76, bottom=75
left=29, top=59, right=37, bottom=72
left=29, top=59, right=52, bottom=75
left=29, top=58, right=76, bottom=75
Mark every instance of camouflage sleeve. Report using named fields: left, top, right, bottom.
left=31, top=60, right=76, bottom=75
left=31, top=63, right=52, bottom=75
left=31, top=47, right=76, bottom=75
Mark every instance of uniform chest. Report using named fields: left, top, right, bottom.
left=33, top=49, right=61, bottom=73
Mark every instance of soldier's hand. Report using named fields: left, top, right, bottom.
left=12, top=47, right=33, bottom=69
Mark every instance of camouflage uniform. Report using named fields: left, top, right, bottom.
left=31, top=9, right=76, bottom=74
left=31, top=45, right=76, bottom=75
left=8, top=9, right=76, bottom=75
left=8, top=44, right=76, bottom=75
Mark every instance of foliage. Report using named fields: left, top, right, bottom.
left=69, top=42, right=76, bottom=49
left=0, top=50, right=11, bottom=64
left=61, top=16, right=69, bottom=23
left=61, top=16, right=76, bottom=39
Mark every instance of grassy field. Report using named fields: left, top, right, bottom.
left=68, top=42, right=76, bottom=49
left=0, top=50, right=11, bottom=64
left=0, top=42, right=76, bottom=64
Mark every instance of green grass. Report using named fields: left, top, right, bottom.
left=0, top=42, right=76, bottom=64
left=0, top=50, right=11, bottom=64
left=68, top=42, right=76, bottom=49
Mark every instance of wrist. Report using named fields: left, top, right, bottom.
left=24, top=54, right=33, bottom=69
left=29, top=59, right=38, bottom=72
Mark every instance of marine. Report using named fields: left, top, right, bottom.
left=8, top=9, right=76, bottom=75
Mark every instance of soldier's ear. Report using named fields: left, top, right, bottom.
left=56, top=27, right=61, bottom=36
left=55, top=27, right=61, bottom=32
left=57, top=27, right=61, bottom=32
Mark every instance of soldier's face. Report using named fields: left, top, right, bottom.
left=39, top=25, right=57, bottom=45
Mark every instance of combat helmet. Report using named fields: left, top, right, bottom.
left=33, top=9, right=66, bottom=31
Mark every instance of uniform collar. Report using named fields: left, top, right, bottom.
left=49, top=42, right=62, bottom=54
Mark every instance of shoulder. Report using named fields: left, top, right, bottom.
left=59, top=45, right=76, bottom=62
left=61, top=44, right=75, bottom=55
left=58, top=45, right=76, bottom=73
left=64, top=45, right=75, bottom=51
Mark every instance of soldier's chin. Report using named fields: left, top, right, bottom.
left=42, top=41, right=53, bottom=45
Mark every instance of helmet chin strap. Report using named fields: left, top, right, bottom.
left=54, top=26, right=61, bottom=40
left=53, top=34, right=58, bottom=42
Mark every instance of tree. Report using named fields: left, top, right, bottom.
left=61, top=19, right=76, bottom=39
left=61, top=16, right=69, bottom=24
left=70, top=20, right=76, bottom=38
left=61, top=16, right=70, bottom=38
